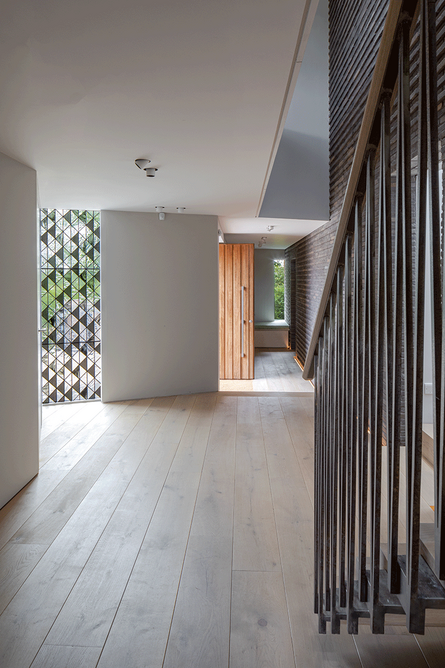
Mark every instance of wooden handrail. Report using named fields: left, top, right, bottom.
left=303, top=0, right=419, bottom=381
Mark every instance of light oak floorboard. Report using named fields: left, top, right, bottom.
left=272, top=351, right=301, bottom=392
left=259, top=396, right=362, bottom=668
left=353, top=625, right=430, bottom=667
left=95, top=394, right=214, bottom=668
left=0, top=401, right=169, bottom=668
left=0, top=470, right=67, bottom=550
left=162, top=396, right=237, bottom=668
left=230, top=570, right=296, bottom=668
left=30, top=645, right=102, bottom=668
left=40, top=401, right=138, bottom=472
left=10, top=404, right=150, bottom=546
left=414, top=626, right=445, bottom=667
left=40, top=401, right=85, bottom=441
left=258, top=350, right=285, bottom=392
left=163, top=535, right=233, bottom=668
left=0, top=543, right=47, bottom=615
left=39, top=401, right=108, bottom=466
left=221, top=349, right=313, bottom=393
left=257, top=349, right=312, bottom=393
left=0, top=402, right=121, bottom=548
left=189, top=395, right=237, bottom=540
left=1, top=391, right=445, bottom=668
left=279, top=395, right=316, bottom=503
left=233, top=397, right=281, bottom=571
left=253, top=353, right=269, bottom=391
left=42, top=396, right=196, bottom=648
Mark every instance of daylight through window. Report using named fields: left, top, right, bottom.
left=274, top=259, right=284, bottom=320
left=40, top=209, right=101, bottom=403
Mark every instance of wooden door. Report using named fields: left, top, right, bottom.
left=219, top=243, right=254, bottom=379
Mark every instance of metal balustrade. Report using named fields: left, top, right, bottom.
left=305, top=0, right=445, bottom=633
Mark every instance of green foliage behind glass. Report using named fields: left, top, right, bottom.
left=274, top=260, right=284, bottom=320
left=40, top=210, right=100, bottom=331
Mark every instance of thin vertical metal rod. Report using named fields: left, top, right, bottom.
left=339, top=259, right=348, bottom=610
left=348, top=207, right=361, bottom=630
left=370, top=96, right=390, bottom=631
left=318, top=330, right=327, bottom=633
left=354, top=194, right=365, bottom=603
left=345, top=228, right=358, bottom=633
left=329, top=293, right=337, bottom=624
left=330, top=270, right=343, bottom=633
left=324, top=316, right=331, bottom=616
left=404, top=0, right=428, bottom=631
left=314, top=350, right=320, bottom=614
left=310, top=0, right=445, bottom=636
left=389, top=21, right=411, bottom=595
left=420, top=0, right=445, bottom=581
left=367, top=142, right=385, bottom=632
left=359, top=169, right=371, bottom=602
left=406, top=0, right=437, bottom=632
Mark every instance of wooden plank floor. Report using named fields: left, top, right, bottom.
left=1, top=380, right=445, bottom=665
left=219, top=348, right=314, bottom=393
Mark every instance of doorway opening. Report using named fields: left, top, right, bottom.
left=40, top=209, right=101, bottom=403
left=218, top=246, right=312, bottom=393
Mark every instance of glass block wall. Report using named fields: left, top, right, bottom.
left=40, top=209, right=101, bottom=403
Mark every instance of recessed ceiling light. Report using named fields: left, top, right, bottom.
left=135, top=158, right=151, bottom=170
left=155, top=206, right=165, bottom=220
left=135, top=159, right=158, bottom=177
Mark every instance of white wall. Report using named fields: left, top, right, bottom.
left=254, top=249, right=285, bottom=322
left=0, top=152, right=39, bottom=508
left=101, top=211, right=219, bottom=401
left=259, top=0, right=328, bottom=220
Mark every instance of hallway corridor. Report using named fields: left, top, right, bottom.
left=0, top=393, right=444, bottom=667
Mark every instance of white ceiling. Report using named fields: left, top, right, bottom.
left=220, top=216, right=326, bottom=249
left=0, top=0, right=321, bottom=237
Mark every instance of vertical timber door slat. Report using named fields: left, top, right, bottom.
left=233, top=245, right=242, bottom=379
left=224, top=245, right=233, bottom=379
left=241, top=244, right=254, bottom=379
left=219, top=244, right=254, bottom=380
left=219, top=246, right=225, bottom=379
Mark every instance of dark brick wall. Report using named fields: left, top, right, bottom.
left=329, top=0, right=389, bottom=228
left=284, top=0, right=389, bottom=366
left=286, top=0, right=445, bottom=368
left=285, top=220, right=337, bottom=366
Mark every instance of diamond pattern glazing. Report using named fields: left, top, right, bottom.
left=40, top=209, right=101, bottom=403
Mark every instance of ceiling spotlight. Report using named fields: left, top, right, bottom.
left=267, top=225, right=274, bottom=232
left=155, top=206, right=165, bottom=221
left=261, top=237, right=267, bottom=242
left=135, top=158, right=151, bottom=170
left=176, top=207, right=186, bottom=213
left=135, top=159, right=158, bottom=177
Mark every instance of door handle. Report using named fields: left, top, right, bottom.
left=241, top=286, right=245, bottom=358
